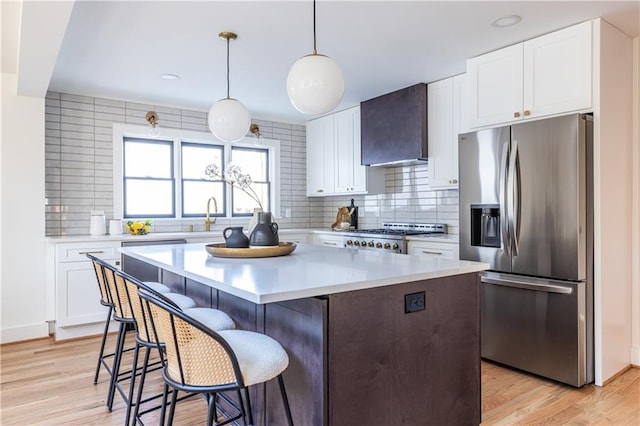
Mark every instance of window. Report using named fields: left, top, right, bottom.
left=181, top=143, right=225, bottom=217
left=230, top=147, right=269, bottom=216
left=123, top=138, right=174, bottom=218
left=113, top=124, right=280, bottom=220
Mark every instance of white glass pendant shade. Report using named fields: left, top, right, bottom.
left=208, top=98, right=251, bottom=143
left=287, top=53, right=345, bottom=115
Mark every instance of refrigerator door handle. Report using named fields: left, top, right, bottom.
left=508, top=139, right=520, bottom=256
left=481, top=276, right=573, bottom=294
left=500, top=141, right=510, bottom=255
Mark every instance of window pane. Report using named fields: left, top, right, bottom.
left=183, top=181, right=224, bottom=216
left=233, top=183, right=269, bottom=215
left=231, top=148, right=267, bottom=181
left=183, top=144, right=223, bottom=179
left=124, top=139, right=172, bottom=178
left=124, top=179, right=173, bottom=216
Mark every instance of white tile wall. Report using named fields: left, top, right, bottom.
left=45, top=92, right=459, bottom=236
left=319, top=164, right=459, bottom=235
left=44, top=92, right=322, bottom=236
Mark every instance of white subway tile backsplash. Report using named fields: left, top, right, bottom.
left=45, top=92, right=459, bottom=236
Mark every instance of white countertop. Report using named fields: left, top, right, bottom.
left=119, top=242, right=488, bottom=304
left=46, top=228, right=314, bottom=244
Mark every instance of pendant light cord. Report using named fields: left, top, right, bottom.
left=226, top=36, right=231, bottom=99
left=312, top=0, right=317, bottom=55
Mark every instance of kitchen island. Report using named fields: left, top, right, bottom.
left=120, top=242, right=489, bottom=426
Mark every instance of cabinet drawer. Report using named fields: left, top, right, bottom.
left=56, top=242, right=121, bottom=262
left=313, top=234, right=345, bottom=248
left=408, top=242, right=458, bottom=259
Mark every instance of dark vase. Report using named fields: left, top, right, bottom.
left=249, top=212, right=279, bottom=247
left=222, top=226, right=250, bottom=248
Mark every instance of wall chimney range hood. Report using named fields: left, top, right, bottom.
left=360, top=83, right=428, bottom=167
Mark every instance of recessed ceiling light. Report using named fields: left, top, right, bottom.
left=161, top=73, right=180, bottom=80
left=491, top=15, right=522, bottom=28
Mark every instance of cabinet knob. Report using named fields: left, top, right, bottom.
left=523, top=110, right=531, bottom=116
left=450, top=179, right=458, bottom=184
left=317, top=189, right=324, bottom=193
left=514, top=112, right=521, bottom=118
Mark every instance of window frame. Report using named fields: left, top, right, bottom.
left=230, top=146, right=271, bottom=217
left=122, top=137, right=176, bottom=219
left=113, top=123, right=280, bottom=220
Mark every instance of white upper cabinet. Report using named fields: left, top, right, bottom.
left=335, top=107, right=364, bottom=192
left=523, top=21, right=592, bottom=118
left=427, top=74, right=467, bottom=189
left=467, top=44, right=523, bottom=128
left=306, top=114, right=335, bottom=196
left=467, top=21, right=592, bottom=128
left=306, top=106, right=384, bottom=197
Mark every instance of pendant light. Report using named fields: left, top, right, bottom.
left=208, top=31, right=251, bottom=143
left=287, top=0, right=344, bottom=115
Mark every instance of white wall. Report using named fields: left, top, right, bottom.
left=1, top=72, right=48, bottom=343
left=631, top=37, right=640, bottom=367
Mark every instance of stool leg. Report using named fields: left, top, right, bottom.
left=167, top=387, right=179, bottom=426
left=131, top=346, right=151, bottom=425
left=107, top=321, right=127, bottom=410
left=278, top=374, right=294, bottom=426
left=206, top=393, right=216, bottom=426
left=94, top=305, right=113, bottom=384
left=243, top=388, right=254, bottom=425
left=159, top=383, right=169, bottom=426
left=124, top=340, right=141, bottom=426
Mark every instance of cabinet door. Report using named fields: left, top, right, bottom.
left=335, top=108, right=357, bottom=193
left=467, top=43, right=523, bottom=128
left=523, top=21, right=592, bottom=118
left=427, top=78, right=455, bottom=189
left=335, top=106, right=368, bottom=193
left=306, top=116, right=335, bottom=196
left=56, top=261, right=112, bottom=327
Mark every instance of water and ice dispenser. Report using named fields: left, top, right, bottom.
left=470, top=205, right=500, bottom=248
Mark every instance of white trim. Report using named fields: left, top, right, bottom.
left=1, top=322, right=49, bottom=344
left=112, top=123, right=280, bottom=220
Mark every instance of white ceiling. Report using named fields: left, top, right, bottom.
left=8, top=1, right=640, bottom=124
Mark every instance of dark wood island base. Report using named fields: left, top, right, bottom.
left=162, top=270, right=481, bottom=426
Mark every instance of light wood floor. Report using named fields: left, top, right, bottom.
left=1, top=334, right=638, bottom=425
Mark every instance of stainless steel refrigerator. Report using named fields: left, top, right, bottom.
left=458, top=113, right=593, bottom=387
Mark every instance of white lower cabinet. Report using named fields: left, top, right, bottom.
left=407, top=240, right=458, bottom=260
left=283, top=233, right=310, bottom=244
left=313, top=233, right=345, bottom=248
left=51, top=241, right=121, bottom=340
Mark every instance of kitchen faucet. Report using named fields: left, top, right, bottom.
left=205, top=196, right=218, bottom=231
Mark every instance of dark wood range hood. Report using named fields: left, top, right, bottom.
left=360, top=83, right=428, bottom=166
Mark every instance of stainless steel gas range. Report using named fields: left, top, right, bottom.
left=339, top=223, right=447, bottom=254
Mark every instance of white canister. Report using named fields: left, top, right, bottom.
left=89, top=210, right=106, bottom=236
left=108, top=219, right=123, bottom=235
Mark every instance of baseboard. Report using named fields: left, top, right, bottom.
left=0, top=323, right=49, bottom=344
left=54, top=321, right=118, bottom=341
left=631, top=346, right=640, bottom=366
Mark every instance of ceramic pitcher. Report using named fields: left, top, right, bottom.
left=223, top=226, right=250, bottom=248
left=249, top=212, right=279, bottom=246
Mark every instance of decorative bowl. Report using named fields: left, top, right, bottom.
left=126, top=220, right=152, bottom=235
